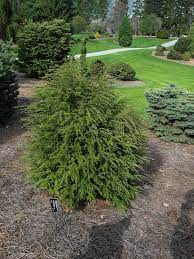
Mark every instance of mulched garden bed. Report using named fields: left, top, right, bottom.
left=153, top=51, right=194, bottom=66
left=0, top=76, right=194, bottom=259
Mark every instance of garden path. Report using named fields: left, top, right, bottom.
left=75, top=39, right=178, bottom=58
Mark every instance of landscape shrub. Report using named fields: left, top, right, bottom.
left=88, top=60, right=106, bottom=77
left=108, top=62, right=136, bottom=81
left=155, top=45, right=166, bottom=56
left=27, top=62, right=146, bottom=210
left=17, top=19, right=72, bottom=78
left=118, top=16, right=133, bottom=47
left=146, top=84, right=194, bottom=144
left=72, top=15, right=88, bottom=34
left=0, top=42, right=19, bottom=123
left=174, top=36, right=192, bottom=54
left=88, top=34, right=95, bottom=39
left=182, top=52, right=191, bottom=61
left=167, top=49, right=182, bottom=60
left=95, top=32, right=101, bottom=39
left=157, top=30, right=170, bottom=39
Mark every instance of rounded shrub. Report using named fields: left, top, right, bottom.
left=155, top=45, right=166, bottom=56
left=88, top=34, right=95, bottom=40
left=182, top=52, right=191, bottom=61
left=118, top=16, right=133, bottom=47
left=146, top=85, right=194, bottom=144
left=17, top=19, right=72, bottom=78
left=174, top=36, right=193, bottom=54
left=88, top=60, right=106, bottom=77
left=0, top=42, right=19, bottom=123
left=157, top=30, right=170, bottom=39
left=167, top=49, right=182, bottom=60
left=108, top=62, right=136, bottom=81
left=27, top=62, right=146, bottom=210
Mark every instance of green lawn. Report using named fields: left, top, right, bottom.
left=71, top=37, right=171, bottom=55
left=88, top=50, right=194, bottom=117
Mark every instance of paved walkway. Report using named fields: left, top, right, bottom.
left=75, top=39, right=178, bottom=59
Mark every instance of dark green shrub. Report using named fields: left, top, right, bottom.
left=182, top=52, right=191, bottom=61
left=174, top=36, right=192, bottom=54
left=146, top=85, right=194, bottom=144
left=118, top=16, right=133, bottom=47
left=17, top=19, right=72, bottom=78
left=108, top=62, right=136, bottom=81
left=88, top=60, right=106, bottom=77
left=88, top=34, right=95, bottom=39
left=155, top=45, right=166, bottom=56
left=0, top=42, right=19, bottom=122
left=157, top=30, right=170, bottom=39
left=167, top=49, right=182, bottom=60
left=27, top=62, right=146, bottom=210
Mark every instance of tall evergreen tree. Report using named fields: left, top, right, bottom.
left=0, top=0, right=13, bottom=40
left=118, top=16, right=133, bottom=46
left=108, top=0, right=128, bottom=32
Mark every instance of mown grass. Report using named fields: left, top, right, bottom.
left=89, top=50, right=194, bottom=117
left=71, top=36, right=170, bottom=55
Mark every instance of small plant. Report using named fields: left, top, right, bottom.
left=88, top=34, right=95, bottom=40
left=108, top=62, right=136, bottom=81
left=157, top=30, right=170, bottom=39
left=167, top=49, right=182, bottom=60
left=174, top=36, right=193, bottom=54
left=0, top=42, right=19, bottom=122
left=88, top=60, right=106, bottom=77
left=155, top=45, right=166, bottom=56
left=95, top=32, right=101, bottom=39
left=118, top=16, right=133, bottom=47
left=17, top=19, right=72, bottom=78
left=27, top=62, right=147, bottom=210
left=182, top=52, right=191, bottom=61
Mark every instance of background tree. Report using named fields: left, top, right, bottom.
left=72, top=15, right=88, bottom=33
left=132, top=0, right=144, bottom=35
left=107, top=0, right=128, bottom=33
left=0, top=0, right=13, bottom=40
left=118, top=16, right=133, bottom=47
left=140, top=14, right=162, bottom=35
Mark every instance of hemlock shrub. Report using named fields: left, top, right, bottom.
left=0, top=42, right=19, bottom=122
left=167, top=49, right=182, bottom=60
left=108, top=62, right=136, bottom=81
left=146, top=85, right=194, bottom=144
left=17, top=19, right=72, bottom=78
left=27, top=62, right=146, bottom=210
left=157, top=30, right=170, bottom=39
left=155, top=45, right=166, bottom=56
left=88, top=60, right=106, bottom=77
left=174, top=36, right=192, bottom=54
left=182, top=52, right=191, bottom=61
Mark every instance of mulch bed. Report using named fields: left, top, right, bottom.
left=0, top=76, right=194, bottom=259
left=153, top=51, right=194, bottom=66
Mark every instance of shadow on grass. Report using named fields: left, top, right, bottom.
left=171, top=189, right=194, bottom=258
left=75, top=217, right=131, bottom=259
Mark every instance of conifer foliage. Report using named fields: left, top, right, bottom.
left=146, top=85, right=194, bottom=144
left=27, top=62, right=146, bottom=209
left=118, top=16, right=133, bottom=47
left=0, top=42, right=19, bottom=122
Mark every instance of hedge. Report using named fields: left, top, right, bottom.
left=17, top=19, right=72, bottom=78
left=0, top=42, right=19, bottom=123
